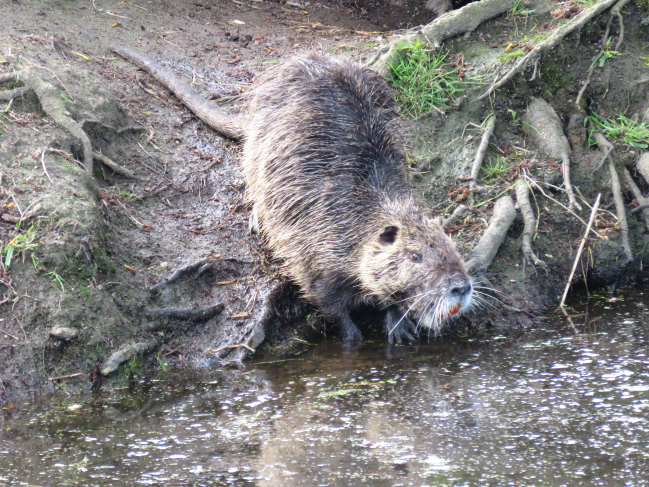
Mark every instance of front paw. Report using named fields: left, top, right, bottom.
left=342, top=325, right=363, bottom=342
left=385, top=311, right=417, bottom=345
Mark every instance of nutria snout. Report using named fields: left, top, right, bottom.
left=241, top=54, right=473, bottom=343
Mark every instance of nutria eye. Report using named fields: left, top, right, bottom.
left=410, top=252, right=422, bottom=263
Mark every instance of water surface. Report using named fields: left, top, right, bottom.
left=2, top=291, right=649, bottom=486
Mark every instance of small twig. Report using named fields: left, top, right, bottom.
left=48, top=372, right=83, bottom=381
left=0, top=328, right=19, bottom=340
left=40, top=149, right=52, bottom=183
left=93, top=152, right=144, bottom=180
left=469, top=115, right=495, bottom=191
left=559, top=194, right=601, bottom=308
left=211, top=343, right=255, bottom=354
left=523, top=174, right=607, bottom=239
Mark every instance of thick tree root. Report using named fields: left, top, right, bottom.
left=101, top=340, right=159, bottom=375
left=477, top=0, right=619, bottom=101
left=635, top=152, right=649, bottom=185
left=608, top=160, right=633, bottom=262
left=469, top=115, right=495, bottom=192
left=144, top=302, right=225, bottom=322
left=368, top=0, right=517, bottom=78
left=464, top=195, right=516, bottom=274
left=525, top=98, right=581, bottom=212
left=93, top=152, right=144, bottom=181
left=110, top=45, right=244, bottom=141
left=148, top=255, right=222, bottom=291
left=623, top=168, right=649, bottom=232
left=515, top=179, right=546, bottom=270
left=0, top=65, right=94, bottom=173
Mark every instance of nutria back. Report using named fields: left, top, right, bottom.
left=242, top=54, right=473, bottom=342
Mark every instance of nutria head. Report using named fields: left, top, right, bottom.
left=358, top=203, right=473, bottom=333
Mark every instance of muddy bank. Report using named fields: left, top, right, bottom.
left=0, top=0, right=648, bottom=403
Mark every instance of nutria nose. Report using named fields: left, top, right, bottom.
left=450, top=282, right=472, bottom=298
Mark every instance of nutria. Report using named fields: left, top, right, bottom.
left=242, top=54, right=473, bottom=343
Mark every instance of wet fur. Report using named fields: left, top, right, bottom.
left=242, top=54, right=472, bottom=342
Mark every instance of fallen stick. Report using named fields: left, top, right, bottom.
left=469, top=115, right=495, bottom=192
left=515, top=179, right=546, bottom=269
left=144, top=302, right=225, bottom=322
left=608, top=160, right=633, bottom=262
left=477, top=0, right=619, bottom=101
left=111, top=45, right=244, bottom=141
left=464, top=195, right=516, bottom=274
left=93, top=152, right=145, bottom=180
left=48, top=372, right=83, bottom=381
left=559, top=194, right=601, bottom=308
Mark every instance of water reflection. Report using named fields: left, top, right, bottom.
left=2, top=292, right=649, bottom=486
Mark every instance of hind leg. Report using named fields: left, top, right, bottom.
left=385, top=307, right=418, bottom=345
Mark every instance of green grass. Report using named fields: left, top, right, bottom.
left=389, top=40, right=464, bottom=118
left=589, top=112, right=649, bottom=149
left=508, top=0, right=535, bottom=17
left=499, top=52, right=525, bottom=63
left=3, top=225, right=38, bottom=267
left=481, top=155, right=508, bottom=181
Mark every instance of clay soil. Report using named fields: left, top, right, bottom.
left=0, top=0, right=648, bottom=403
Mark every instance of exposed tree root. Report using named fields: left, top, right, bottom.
left=630, top=203, right=649, bottom=215
left=368, top=0, right=517, bottom=78
left=608, top=160, right=633, bottom=262
left=623, top=167, right=649, bottom=233
left=442, top=204, right=470, bottom=230
left=515, top=179, right=546, bottom=271
left=635, top=152, right=649, bottom=185
left=144, top=302, right=225, bottom=322
left=464, top=195, right=516, bottom=274
left=0, top=63, right=94, bottom=174
left=607, top=0, right=631, bottom=51
left=93, top=152, right=145, bottom=181
left=469, top=115, right=495, bottom=192
left=101, top=340, right=159, bottom=375
left=148, top=255, right=222, bottom=291
left=525, top=98, right=581, bottom=212
left=590, top=131, right=615, bottom=171
left=477, top=0, right=619, bottom=101
left=559, top=194, right=600, bottom=308
left=0, top=86, right=28, bottom=101
left=110, top=45, right=245, bottom=141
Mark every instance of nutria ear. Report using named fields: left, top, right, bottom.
left=379, top=226, right=399, bottom=244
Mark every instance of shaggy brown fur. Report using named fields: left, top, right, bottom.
left=242, top=54, right=472, bottom=343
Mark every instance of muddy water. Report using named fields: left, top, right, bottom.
left=2, top=292, right=649, bottom=486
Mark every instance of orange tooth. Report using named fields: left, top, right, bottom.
left=448, top=303, right=461, bottom=316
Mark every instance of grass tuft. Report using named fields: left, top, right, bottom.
left=589, top=113, right=649, bottom=149
left=389, top=40, right=463, bottom=118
